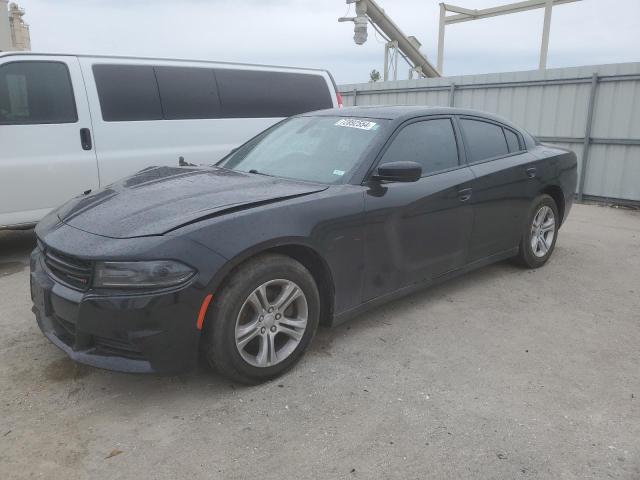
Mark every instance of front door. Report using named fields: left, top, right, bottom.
left=362, top=117, right=475, bottom=301
left=0, top=56, right=99, bottom=227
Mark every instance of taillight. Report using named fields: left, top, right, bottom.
left=336, top=92, right=343, bottom=108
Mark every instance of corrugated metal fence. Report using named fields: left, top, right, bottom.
left=339, top=63, right=640, bottom=203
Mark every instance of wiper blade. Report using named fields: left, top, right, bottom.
left=247, top=169, right=273, bottom=177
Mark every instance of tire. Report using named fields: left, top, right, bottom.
left=202, top=253, right=320, bottom=384
left=515, top=194, right=559, bottom=269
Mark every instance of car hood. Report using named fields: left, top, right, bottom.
left=57, top=166, right=328, bottom=239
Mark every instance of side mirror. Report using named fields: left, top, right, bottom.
left=372, top=161, right=422, bottom=182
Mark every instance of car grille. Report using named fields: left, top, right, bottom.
left=43, top=248, right=92, bottom=291
left=52, top=315, right=76, bottom=346
left=93, top=336, right=145, bottom=360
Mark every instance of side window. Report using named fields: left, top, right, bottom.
left=154, top=66, right=221, bottom=120
left=0, top=61, right=77, bottom=125
left=93, top=64, right=162, bottom=121
left=460, top=118, right=509, bottom=163
left=504, top=128, right=522, bottom=153
left=380, top=119, right=459, bottom=176
left=215, top=69, right=332, bottom=118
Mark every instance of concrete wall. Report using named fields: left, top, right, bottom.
left=0, top=0, right=12, bottom=51
left=8, top=2, right=29, bottom=51
left=340, top=63, right=640, bottom=203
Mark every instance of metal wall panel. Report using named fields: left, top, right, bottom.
left=340, top=62, right=640, bottom=202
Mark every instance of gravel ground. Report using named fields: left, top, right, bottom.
left=0, top=203, right=639, bottom=480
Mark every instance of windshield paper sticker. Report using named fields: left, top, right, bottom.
left=334, top=119, right=377, bottom=130
left=333, top=169, right=345, bottom=176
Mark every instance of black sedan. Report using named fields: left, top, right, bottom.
left=31, top=106, right=577, bottom=383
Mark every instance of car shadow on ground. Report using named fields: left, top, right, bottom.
left=1, top=227, right=523, bottom=396
left=0, top=228, right=36, bottom=276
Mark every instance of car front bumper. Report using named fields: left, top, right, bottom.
left=30, top=246, right=206, bottom=374
left=28, top=210, right=230, bottom=375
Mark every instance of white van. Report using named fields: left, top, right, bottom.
left=0, top=53, right=342, bottom=229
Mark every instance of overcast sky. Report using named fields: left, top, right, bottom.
left=15, top=0, right=640, bottom=84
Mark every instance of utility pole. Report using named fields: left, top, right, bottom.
left=437, top=3, right=446, bottom=73
left=539, top=0, right=553, bottom=69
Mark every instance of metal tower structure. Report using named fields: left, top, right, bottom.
left=437, top=0, right=582, bottom=74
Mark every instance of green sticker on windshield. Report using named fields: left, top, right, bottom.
left=334, top=119, right=378, bottom=130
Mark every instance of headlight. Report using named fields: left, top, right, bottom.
left=93, top=260, right=195, bottom=289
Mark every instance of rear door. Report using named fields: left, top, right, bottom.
left=458, top=116, right=538, bottom=262
left=362, top=117, right=475, bottom=301
left=0, top=56, right=99, bottom=227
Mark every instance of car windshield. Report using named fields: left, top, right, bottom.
left=217, top=116, right=387, bottom=184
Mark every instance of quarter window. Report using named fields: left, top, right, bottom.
left=0, top=61, right=77, bottom=125
left=380, top=119, right=459, bottom=176
left=504, top=128, right=522, bottom=153
left=460, top=118, right=509, bottom=163
left=93, top=64, right=163, bottom=121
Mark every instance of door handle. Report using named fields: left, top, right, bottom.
left=526, top=166, right=537, bottom=178
left=458, top=187, right=473, bottom=202
left=80, top=128, right=92, bottom=151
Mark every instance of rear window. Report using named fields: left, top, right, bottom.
left=215, top=69, right=332, bottom=118
left=460, top=118, right=509, bottom=163
left=0, top=61, right=77, bottom=125
left=93, top=64, right=163, bottom=121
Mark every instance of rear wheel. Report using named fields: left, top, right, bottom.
left=202, top=254, right=320, bottom=384
left=515, top=194, right=559, bottom=268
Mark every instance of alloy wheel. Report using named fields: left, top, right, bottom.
left=234, top=279, right=308, bottom=367
left=530, top=205, right=556, bottom=258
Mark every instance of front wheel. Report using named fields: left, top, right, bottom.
left=202, top=253, right=320, bottom=384
left=515, top=194, right=559, bottom=268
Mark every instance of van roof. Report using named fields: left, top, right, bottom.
left=0, top=51, right=333, bottom=76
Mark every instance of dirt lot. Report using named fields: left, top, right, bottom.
left=0, top=203, right=639, bottom=480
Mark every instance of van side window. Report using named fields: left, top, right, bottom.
left=380, top=119, right=460, bottom=176
left=0, top=61, right=77, bottom=125
left=460, top=118, right=509, bottom=163
left=504, top=128, right=522, bottom=153
left=155, top=66, right=221, bottom=120
left=214, top=69, right=332, bottom=118
left=93, top=64, right=163, bottom=121
left=92, top=64, right=332, bottom=121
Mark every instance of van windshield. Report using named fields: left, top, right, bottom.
left=217, top=116, right=386, bottom=184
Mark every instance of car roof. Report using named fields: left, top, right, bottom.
left=311, top=105, right=520, bottom=128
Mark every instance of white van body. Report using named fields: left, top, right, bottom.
left=0, top=53, right=341, bottom=229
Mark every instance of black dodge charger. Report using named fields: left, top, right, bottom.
left=31, top=106, right=577, bottom=383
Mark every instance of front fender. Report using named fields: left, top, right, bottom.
left=172, top=186, right=367, bottom=317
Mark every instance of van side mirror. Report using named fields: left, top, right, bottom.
left=372, top=161, right=422, bottom=182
